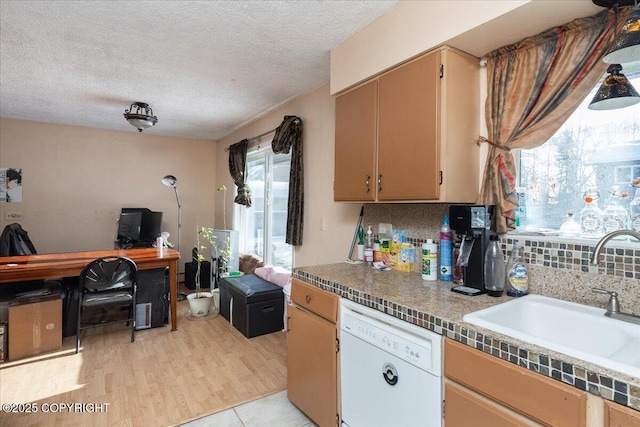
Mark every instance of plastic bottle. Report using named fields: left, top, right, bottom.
left=365, top=225, right=374, bottom=249
left=515, top=187, right=527, bottom=228
left=373, top=235, right=382, bottom=263
left=630, top=187, right=640, bottom=233
left=484, top=234, right=505, bottom=297
left=421, top=239, right=438, bottom=281
left=439, top=215, right=452, bottom=282
left=505, top=241, right=528, bottom=297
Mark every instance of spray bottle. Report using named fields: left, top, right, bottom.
left=440, top=215, right=452, bottom=281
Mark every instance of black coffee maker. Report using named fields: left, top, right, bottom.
left=449, top=205, right=495, bottom=296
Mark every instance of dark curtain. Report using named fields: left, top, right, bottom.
left=477, top=8, right=627, bottom=233
left=228, top=139, right=252, bottom=207
left=272, top=115, right=304, bottom=246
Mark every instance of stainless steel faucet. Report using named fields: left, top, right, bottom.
left=589, top=229, right=640, bottom=266
left=592, top=288, right=640, bottom=325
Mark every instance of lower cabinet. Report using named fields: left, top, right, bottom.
left=444, top=338, right=640, bottom=427
left=605, top=400, right=640, bottom=427
left=287, top=279, right=340, bottom=427
left=444, top=338, right=587, bottom=427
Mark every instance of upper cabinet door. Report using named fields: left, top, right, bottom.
left=334, top=80, right=377, bottom=202
left=378, top=50, right=440, bottom=201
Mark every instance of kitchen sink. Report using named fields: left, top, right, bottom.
left=463, top=295, right=640, bottom=378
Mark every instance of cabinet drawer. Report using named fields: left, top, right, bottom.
left=444, top=338, right=587, bottom=427
left=605, top=401, right=640, bottom=427
left=291, top=279, right=339, bottom=323
left=445, top=381, right=542, bottom=427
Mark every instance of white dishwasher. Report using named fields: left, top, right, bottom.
left=340, top=299, right=443, bottom=427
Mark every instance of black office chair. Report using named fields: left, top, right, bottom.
left=76, top=256, right=137, bottom=353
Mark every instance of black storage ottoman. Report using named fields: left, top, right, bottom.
left=219, top=274, right=284, bottom=338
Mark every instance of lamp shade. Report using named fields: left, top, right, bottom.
left=588, top=64, right=640, bottom=110
left=124, top=102, right=158, bottom=132
left=162, top=175, right=178, bottom=188
left=603, top=6, right=640, bottom=64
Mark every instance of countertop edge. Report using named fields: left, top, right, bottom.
left=292, top=267, right=640, bottom=412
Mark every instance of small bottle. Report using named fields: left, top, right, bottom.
left=505, top=242, right=528, bottom=297
left=630, top=187, right=640, bottom=233
left=373, top=235, right=382, bottom=262
left=484, top=235, right=505, bottom=297
left=364, top=225, right=374, bottom=264
left=559, top=212, right=581, bottom=237
left=365, top=225, right=374, bottom=249
left=602, top=186, right=629, bottom=233
left=439, top=215, right=452, bottom=282
left=515, top=187, right=527, bottom=228
left=580, top=189, right=603, bottom=238
left=421, top=239, right=438, bottom=281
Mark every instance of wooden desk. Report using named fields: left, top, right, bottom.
left=0, top=248, right=181, bottom=330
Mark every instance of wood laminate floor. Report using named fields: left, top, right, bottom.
left=0, top=298, right=288, bottom=427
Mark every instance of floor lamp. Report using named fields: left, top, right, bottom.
left=162, top=175, right=187, bottom=301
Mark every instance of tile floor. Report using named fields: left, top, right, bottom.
left=179, top=390, right=316, bottom=427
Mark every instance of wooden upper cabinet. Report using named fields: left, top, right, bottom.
left=333, top=46, right=480, bottom=203
left=378, top=49, right=440, bottom=201
left=334, top=80, right=377, bottom=202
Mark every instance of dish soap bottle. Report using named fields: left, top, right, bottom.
left=505, top=241, right=529, bottom=297
left=484, top=235, right=505, bottom=297
left=439, top=215, right=452, bottom=282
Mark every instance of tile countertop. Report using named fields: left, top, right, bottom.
left=292, top=263, right=640, bottom=411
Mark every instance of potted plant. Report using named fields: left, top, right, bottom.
left=185, top=226, right=217, bottom=317
left=194, top=226, right=234, bottom=315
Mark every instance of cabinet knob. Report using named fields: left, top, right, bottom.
left=378, top=174, right=383, bottom=192
left=366, top=175, right=370, bottom=193
left=305, top=295, right=312, bottom=303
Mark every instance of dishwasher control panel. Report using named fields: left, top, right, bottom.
left=341, top=304, right=439, bottom=374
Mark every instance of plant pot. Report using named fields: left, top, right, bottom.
left=186, top=292, right=213, bottom=317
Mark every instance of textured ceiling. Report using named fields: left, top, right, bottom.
left=0, top=0, right=401, bottom=140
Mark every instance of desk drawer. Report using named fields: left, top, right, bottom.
left=291, top=279, right=339, bottom=323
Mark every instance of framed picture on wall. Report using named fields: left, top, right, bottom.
left=0, top=168, right=23, bottom=203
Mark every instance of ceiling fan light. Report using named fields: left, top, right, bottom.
left=603, top=7, right=640, bottom=63
left=588, top=64, right=640, bottom=110
left=124, top=102, right=158, bottom=132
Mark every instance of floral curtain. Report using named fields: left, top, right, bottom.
left=478, top=8, right=630, bottom=233
left=228, top=139, right=251, bottom=207
left=272, top=115, right=304, bottom=246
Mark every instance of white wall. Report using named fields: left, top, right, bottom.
left=330, top=0, right=529, bottom=94
left=215, top=84, right=361, bottom=268
left=0, top=118, right=217, bottom=274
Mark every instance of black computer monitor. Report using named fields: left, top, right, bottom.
left=120, top=208, right=163, bottom=245
left=140, top=211, right=163, bottom=243
left=117, top=211, right=142, bottom=242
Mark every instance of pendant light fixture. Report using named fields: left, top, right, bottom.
left=589, top=1, right=640, bottom=110
left=603, top=0, right=640, bottom=64
left=588, top=63, right=640, bottom=109
left=124, top=102, right=158, bottom=132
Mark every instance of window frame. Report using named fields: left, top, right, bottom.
left=233, top=143, right=293, bottom=269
